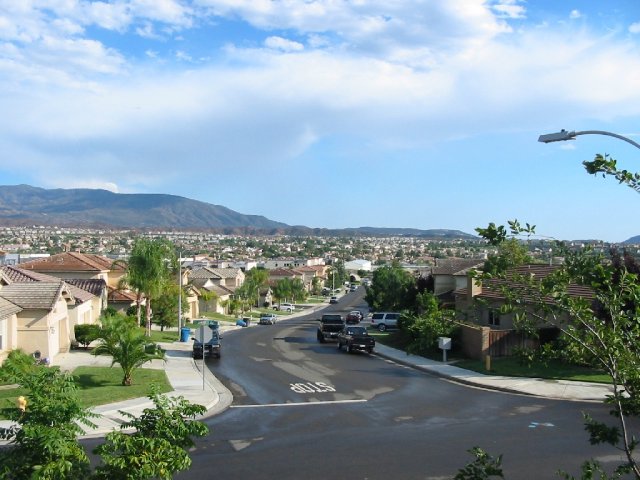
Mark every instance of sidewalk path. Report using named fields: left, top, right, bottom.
left=374, top=343, right=613, bottom=402
left=0, top=301, right=612, bottom=440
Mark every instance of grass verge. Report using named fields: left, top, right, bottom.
left=0, top=367, right=172, bottom=418
left=454, top=357, right=611, bottom=383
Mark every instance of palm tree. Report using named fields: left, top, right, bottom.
left=127, top=238, right=176, bottom=336
left=92, top=315, right=164, bottom=386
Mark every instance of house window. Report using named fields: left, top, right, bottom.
left=488, top=309, right=500, bottom=326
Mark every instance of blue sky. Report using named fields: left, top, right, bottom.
left=1, top=1, right=639, bottom=242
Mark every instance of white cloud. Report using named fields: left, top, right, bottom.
left=264, top=36, right=304, bottom=52
left=0, top=1, right=639, bottom=197
left=630, top=22, right=640, bottom=34
left=491, top=0, right=526, bottom=20
left=569, top=10, right=581, bottom=20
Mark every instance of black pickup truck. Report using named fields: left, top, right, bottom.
left=337, top=325, right=375, bottom=354
left=317, top=313, right=345, bottom=343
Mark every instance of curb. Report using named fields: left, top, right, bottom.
left=373, top=349, right=608, bottom=403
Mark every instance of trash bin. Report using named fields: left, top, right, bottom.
left=243, top=317, right=251, bottom=327
left=180, top=327, right=191, bottom=342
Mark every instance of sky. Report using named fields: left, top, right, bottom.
left=1, top=1, right=640, bottom=243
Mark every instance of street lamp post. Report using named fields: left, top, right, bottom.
left=538, top=129, right=640, bottom=150
left=177, top=250, right=182, bottom=340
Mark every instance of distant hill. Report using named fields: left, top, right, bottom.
left=0, top=184, right=287, bottom=230
left=623, top=235, right=640, bottom=244
left=0, top=185, right=477, bottom=239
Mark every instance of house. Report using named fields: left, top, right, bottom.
left=188, top=267, right=244, bottom=315
left=0, top=280, right=75, bottom=363
left=454, top=264, right=593, bottom=330
left=107, top=286, right=140, bottom=314
left=453, top=264, right=594, bottom=359
left=0, top=265, right=104, bottom=363
left=18, top=251, right=126, bottom=289
left=0, top=296, right=22, bottom=364
left=431, top=258, right=485, bottom=305
left=189, top=267, right=245, bottom=290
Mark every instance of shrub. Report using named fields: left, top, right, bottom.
left=74, top=324, right=101, bottom=349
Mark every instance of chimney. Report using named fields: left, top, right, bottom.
left=467, top=273, right=482, bottom=302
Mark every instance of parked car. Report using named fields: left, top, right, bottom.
left=370, top=312, right=400, bottom=332
left=346, top=310, right=363, bottom=324
left=329, top=296, right=338, bottom=304
left=349, top=284, right=358, bottom=292
left=274, top=303, right=295, bottom=312
left=259, top=313, right=278, bottom=325
left=192, top=330, right=222, bottom=359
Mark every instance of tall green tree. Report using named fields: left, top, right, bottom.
left=153, top=282, right=186, bottom=331
left=126, top=238, right=176, bottom=336
left=272, top=278, right=292, bottom=305
left=93, top=315, right=165, bottom=386
left=364, top=262, right=417, bottom=312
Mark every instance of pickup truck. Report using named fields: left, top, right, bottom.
left=337, top=325, right=375, bottom=354
left=317, top=313, right=345, bottom=343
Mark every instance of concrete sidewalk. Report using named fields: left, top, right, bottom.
left=374, top=343, right=613, bottom=402
left=0, top=302, right=613, bottom=440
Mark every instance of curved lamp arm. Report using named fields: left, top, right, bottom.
left=538, top=129, right=640, bottom=150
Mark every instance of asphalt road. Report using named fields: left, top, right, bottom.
left=171, top=290, right=631, bottom=479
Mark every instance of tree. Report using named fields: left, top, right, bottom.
left=476, top=220, right=640, bottom=478
left=0, top=352, right=207, bottom=480
left=272, top=278, right=293, bottom=305
left=93, top=315, right=165, bottom=386
left=199, top=289, right=219, bottom=312
left=481, top=237, right=533, bottom=276
left=290, top=277, right=307, bottom=303
left=92, top=388, right=208, bottom=480
left=326, top=260, right=347, bottom=289
left=153, top=282, right=186, bottom=331
left=364, top=262, right=417, bottom=312
left=74, top=324, right=101, bottom=349
left=399, top=291, right=458, bottom=356
left=126, top=238, right=176, bottom=336
left=0, top=351, right=95, bottom=479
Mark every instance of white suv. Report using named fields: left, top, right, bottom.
left=370, top=312, right=400, bottom=332
left=274, top=303, right=295, bottom=312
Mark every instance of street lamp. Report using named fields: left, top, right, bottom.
left=538, top=129, right=640, bottom=150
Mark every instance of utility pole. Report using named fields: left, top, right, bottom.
left=178, top=250, right=182, bottom=340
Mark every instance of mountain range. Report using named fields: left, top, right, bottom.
left=0, top=184, right=477, bottom=238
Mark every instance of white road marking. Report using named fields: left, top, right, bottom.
left=230, top=399, right=367, bottom=408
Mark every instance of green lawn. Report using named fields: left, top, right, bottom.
left=0, top=367, right=172, bottom=418
left=454, top=357, right=612, bottom=383
left=370, top=330, right=611, bottom=383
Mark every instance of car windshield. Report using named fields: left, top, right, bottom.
left=347, top=327, right=367, bottom=335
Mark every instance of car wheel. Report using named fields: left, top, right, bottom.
left=366, top=347, right=373, bottom=354
left=347, top=344, right=353, bottom=353
left=317, top=331, right=325, bottom=343
left=378, top=324, right=387, bottom=332
left=337, top=342, right=342, bottom=350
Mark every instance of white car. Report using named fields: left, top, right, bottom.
left=370, top=312, right=400, bottom=332
left=259, top=313, right=278, bottom=325
left=274, top=303, right=295, bottom=312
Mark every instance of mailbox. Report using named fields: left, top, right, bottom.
left=438, top=337, right=451, bottom=350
